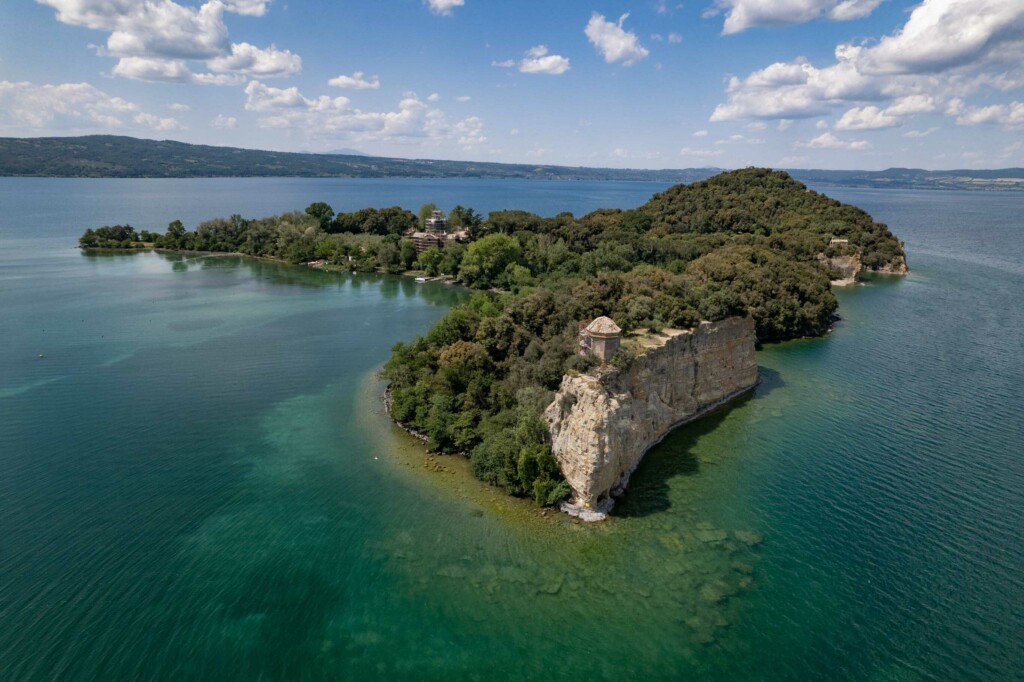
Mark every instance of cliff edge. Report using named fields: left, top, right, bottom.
left=544, top=316, right=759, bottom=521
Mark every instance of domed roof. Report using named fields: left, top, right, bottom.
left=585, top=316, right=621, bottom=336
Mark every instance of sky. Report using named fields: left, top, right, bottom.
left=1, top=0, right=1022, bottom=170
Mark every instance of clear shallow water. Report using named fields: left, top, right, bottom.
left=1, top=179, right=1022, bottom=680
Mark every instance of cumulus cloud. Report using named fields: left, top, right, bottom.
left=835, top=105, right=900, bottom=130
left=328, top=71, right=381, bottom=90
left=112, top=57, right=194, bottom=82
left=207, top=42, right=301, bottom=77
left=36, top=0, right=297, bottom=83
left=243, top=80, right=488, bottom=147
left=455, top=95, right=471, bottom=102
left=952, top=100, right=1024, bottom=129
left=134, top=112, right=183, bottom=130
left=425, top=0, right=464, bottom=16
left=169, top=102, right=191, bottom=111
left=710, top=0, right=1024, bottom=133
left=211, top=114, right=238, bottom=128
left=800, top=131, right=871, bottom=149
left=585, top=13, right=649, bottom=66
left=708, top=0, right=884, bottom=35
left=667, top=32, right=683, bottom=44
left=0, top=80, right=180, bottom=133
left=517, top=45, right=571, bottom=75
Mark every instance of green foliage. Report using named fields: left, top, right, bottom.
left=419, top=203, right=438, bottom=228
left=382, top=168, right=907, bottom=506
left=458, top=233, right=523, bottom=289
left=305, top=202, right=334, bottom=231
left=76, top=168, right=907, bottom=507
left=329, top=206, right=417, bottom=236
left=79, top=224, right=139, bottom=248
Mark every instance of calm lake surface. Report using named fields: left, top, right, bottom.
left=1, top=178, right=1022, bottom=680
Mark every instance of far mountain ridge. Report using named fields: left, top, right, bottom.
left=1, top=135, right=1021, bottom=190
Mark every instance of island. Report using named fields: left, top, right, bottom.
left=80, top=168, right=908, bottom=519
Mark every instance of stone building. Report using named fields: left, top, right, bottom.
left=425, top=209, right=447, bottom=232
left=579, top=316, right=621, bottom=363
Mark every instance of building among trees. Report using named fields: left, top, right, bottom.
left=579, top=317, right=621, bottom=363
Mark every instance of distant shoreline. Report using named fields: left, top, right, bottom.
left=4, top=135, right=1023, bottom=190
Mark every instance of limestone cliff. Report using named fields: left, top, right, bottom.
left=817, top=252, right=862, bottom=286
left=544, top=316, right=759, bottom=520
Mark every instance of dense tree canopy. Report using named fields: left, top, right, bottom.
left=80, top=169, right=907, bottom=505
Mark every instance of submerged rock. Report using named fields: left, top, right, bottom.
left=733, top=530, right=763, bottom=546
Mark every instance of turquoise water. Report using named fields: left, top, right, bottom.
left=1, top=179, right=1021, bottom=680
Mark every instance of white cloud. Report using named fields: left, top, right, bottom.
left=800, top=131, right=871, bottom=149
left=953, top=101, right=1024, bottom=129
left=207, top=43, right=301, bottom=78
left=0, top=80, right=180, bottom=133
left=509, top=127, right=520, bottom=135
left=112, top=57, right=194, bottom=82
left=242, top=80, right=488, bottom=146
left=211, top=114, right=237, bottom=128
left=584, top=13, right=649, bottom=66
left=778, top=119, right=795, bottom=130
left=455, top=95, right=471, bottom=102
left=710, top=0, right=1024, bottom=135
left=425, top=0, right=464, bottom=16
left=693, top=129, right=709, bottom=137
left=222, top=0, right=269, bottom=16
left=518, top=45, right=571, bottom=75
left=835, top=105, right=900, bottom=130
left=454, top=116, right=486, bottom=148
left=679, top=146, right=724, bottom=158
left=709, top=0, right=884, bottom=35
left=134, top=112, right=183, bottom=131
left=37, top=0, right=297, bottom=83
left=169, top=103, right=190, bottom=111
left=491, top=59, right=516, bottom=68
left=857, top=0, right=1024, bottom=76
left=902, top=126, right=939, bottom=138
left=667, top=32, right=683, bottom=44
left=328, top=71, right=381, bottom=90
left=427, top=93, right=441, bottom=101
left=815, top=119, right=829, bottom=129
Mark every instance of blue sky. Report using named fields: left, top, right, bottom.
left=1, top=0, right=1022, bottom=169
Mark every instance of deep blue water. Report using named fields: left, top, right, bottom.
left=1, top=178, right=1021, bottom=680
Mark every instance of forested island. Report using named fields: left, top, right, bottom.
left=80, top=168, right=907, bottom=510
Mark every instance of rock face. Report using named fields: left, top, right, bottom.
left=872, top=254, right=909, bottom=274
left=817, top=252, right=862, bottom=286
left=544, top=316, right=759, bottom=520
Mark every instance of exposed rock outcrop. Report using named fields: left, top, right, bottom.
left=544, top=316, right=759, bottom=520
left=871, top=254, right=910, bottom=274
left=817, top=252, right=862, bottom=286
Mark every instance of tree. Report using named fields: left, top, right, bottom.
left=419, top=247, right=443, bottom=276
left=458, top=233, right=522, bottom=289
left=305, top=202, right=335, bottom=231
left=418, top=203, right=438, bottom=229
left=164, top=219, right=186, bottom=249
left=400, top=239, right=418, bottom=270
left=448, top=205, right=482, bottom=234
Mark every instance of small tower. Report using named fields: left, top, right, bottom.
left=582, top=316, right=621, bottom=363
left=425, top=209, right=447, bottom=233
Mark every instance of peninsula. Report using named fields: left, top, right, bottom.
left=80, top=168, right=907, bottom=518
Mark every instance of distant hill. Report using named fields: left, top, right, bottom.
left=0, top=135, right=716, bottom=183
left=0, top=135, right=1021, bottom=190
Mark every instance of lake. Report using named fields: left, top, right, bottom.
left=1, top=178, right=1021, bottom=680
